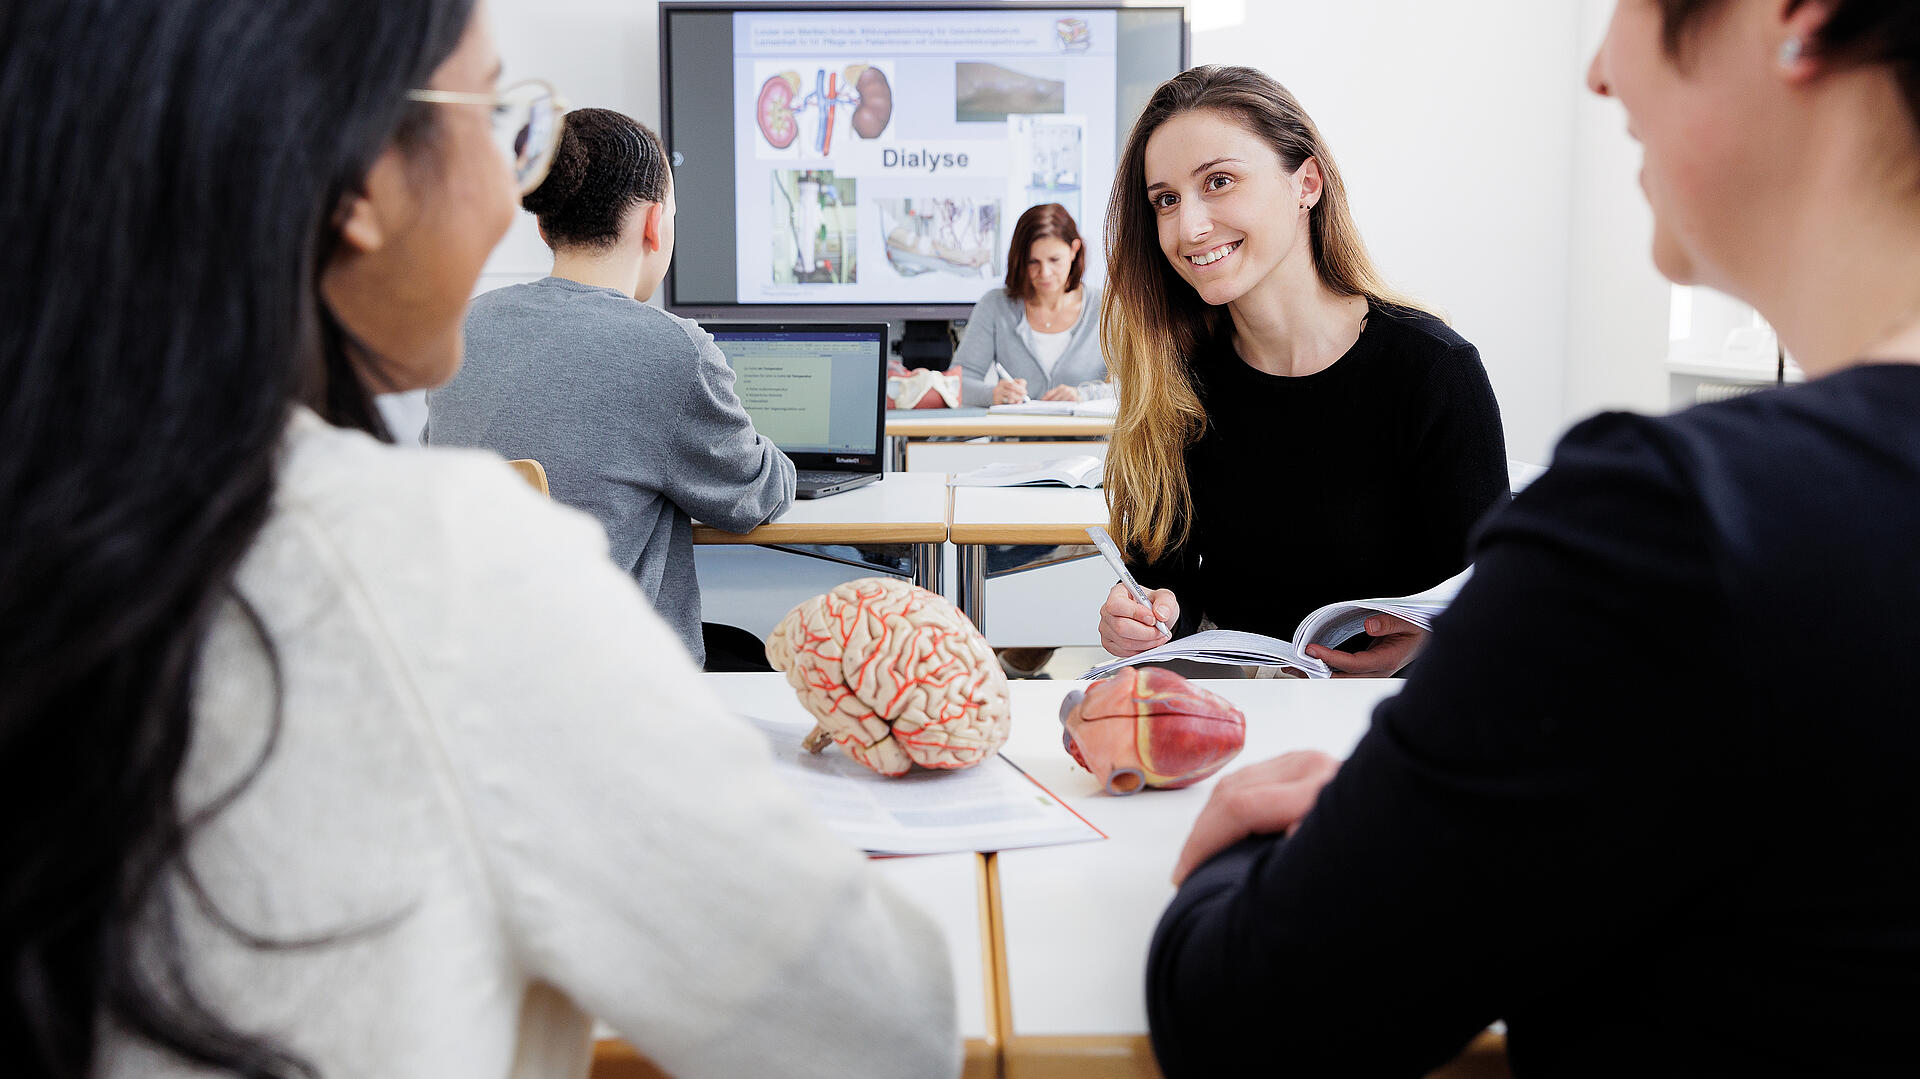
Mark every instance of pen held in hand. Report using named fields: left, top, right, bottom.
left=988, top=360, right=1029, bottom=404
left=1085, top=525, right=1171, bottom=638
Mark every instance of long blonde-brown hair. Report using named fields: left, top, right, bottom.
left=1102, top=65, right=1425, bottom=562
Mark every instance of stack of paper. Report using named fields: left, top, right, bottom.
left=1081, top=569, right=1471, bottom=680
left=986, top=397, right=1118, bottom=417
left=746, top=715, right=1104, bottom=855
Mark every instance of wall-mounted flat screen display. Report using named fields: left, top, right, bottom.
left=661, top=4, right=1187, bottom=317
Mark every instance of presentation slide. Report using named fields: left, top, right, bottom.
left=732, top=9, right=1118, bottom=306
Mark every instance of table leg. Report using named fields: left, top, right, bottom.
left=958, top=544, right=987, bottom=632
left=912, top=541, right=944, bottom=594
left=889, top=435, right=909, bottom=473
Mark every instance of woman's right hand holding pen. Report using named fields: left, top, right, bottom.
left=1098, top=581, right=1178, bottom=658
left=987, top=360, right=1029, bottom=404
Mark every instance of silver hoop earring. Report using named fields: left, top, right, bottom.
left=1779, top=37, right=1802, bottom=69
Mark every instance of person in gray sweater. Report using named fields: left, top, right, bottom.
left=428, top=108, right=793, bottom=667
left=953, top=203, right=1112, bottom=406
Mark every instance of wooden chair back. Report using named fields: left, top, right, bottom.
left=508, top=459, right=550, bottom=498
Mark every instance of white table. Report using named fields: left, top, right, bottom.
left=592, top=847, right=994, bottom=1079
left=704, top=673, right=997, bottom=1077
left=692, top=674, right=1505, bottom=1079
left=991, top=678, right=1401, bottom=1077
left=946, top=486, right=1111, bottom=632
left=873, top=853, right=998, bottom=1079
left=692, top=472, right=950, bottom=592
left=886, top=408, right=1114, bottom=473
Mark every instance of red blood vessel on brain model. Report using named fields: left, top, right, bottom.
left=766, top=577, right=1010, bottom=777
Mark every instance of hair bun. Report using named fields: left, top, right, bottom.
left=521, top=123, right=588, bottom=215
left=523, top=108, right=668, bottom=249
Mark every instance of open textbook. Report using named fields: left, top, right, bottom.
left=986, top=397, right=1118, bottom=418
left=948, top=455, right=1103, bottom=489
left=1081, top=569, right=1473, bottom=680
left=746, top=715, right=1103, bottom=855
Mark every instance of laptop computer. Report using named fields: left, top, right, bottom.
left=706, top=322, right=888, bottom=499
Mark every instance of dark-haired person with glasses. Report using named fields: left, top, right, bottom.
left=0, top=3, right=958, bottom=1078
left=427, top=107, right=795, bottom=670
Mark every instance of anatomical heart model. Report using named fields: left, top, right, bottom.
left=766, top=577, right=1011, bottom=777
left=1058, top=668, right=1246, bottom=795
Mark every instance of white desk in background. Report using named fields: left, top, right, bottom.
left=988, top=678, right=1506, bottom=1079
left=886, top=408, right=1114, bottom=473
left=900, top=439, right=1111, bottom=649
left=691, top=473, right=949, bottom=639
left=691, top=472, right=949, bottom=570
left=946, top=486, right=1111, bottom=636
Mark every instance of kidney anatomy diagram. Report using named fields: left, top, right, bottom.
left=756, top=63, right=894, bottom=155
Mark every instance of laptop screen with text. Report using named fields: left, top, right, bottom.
left=708, top=324, right=886, bottom=469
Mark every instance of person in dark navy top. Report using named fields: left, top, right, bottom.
left=1098, top=66, right=1508, bottom=676
left=1148, top=1, right=1920, bottom=1074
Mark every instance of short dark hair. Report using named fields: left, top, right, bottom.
left=522, top=107, right=669, bottom=250
left=1003, top=202, right=1086, bottom=300
left=1657, top=0, right=1920, bottom=135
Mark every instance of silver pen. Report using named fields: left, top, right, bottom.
left=1086, top=525, right=1171, bottom=637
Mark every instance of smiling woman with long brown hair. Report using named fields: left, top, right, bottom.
left=1096, top=66, right=1510, bottom=676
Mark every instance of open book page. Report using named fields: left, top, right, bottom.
left=948, top=454, right=1103, bottom=488
left=1292, top=568, right=1473, bottom=651
left=745, top=715, right=1104, bottom=855
left=987, top=399, right=1076, bottom=416
left=1508, top=460, right=1546, bottom=493
left=986, top=397, right=1118, bottom=417
left=1080, top=569, right=1475, bottom=681
left=1081, top=630, right=1320, bottom=680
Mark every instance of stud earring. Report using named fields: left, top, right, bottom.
left=1779, top=36, right=1802, bottom=69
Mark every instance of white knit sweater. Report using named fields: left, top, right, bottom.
left=97, top=409, right=960, bottom=1079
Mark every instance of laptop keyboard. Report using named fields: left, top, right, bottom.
left=797, top=470, right=863, bottom=485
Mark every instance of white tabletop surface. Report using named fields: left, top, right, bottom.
left=704, top=673, right=989, bottom=1042
left=872, top=853, right=991, bottom=1043
left=994, top=678, right=1402, bottom=1036
left=691, top=471, right=950, bottom=543
left=947, top=486, right=1110, bottom=543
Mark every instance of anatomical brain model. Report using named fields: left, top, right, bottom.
left=1059, top=668, right=1246, bottom=795
left=766, top=577, right=1010, bottom=777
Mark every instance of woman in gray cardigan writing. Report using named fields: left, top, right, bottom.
left=954, top=203, right=1113, bottom=406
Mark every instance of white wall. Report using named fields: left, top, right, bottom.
left=1189, top=0, right=1581, bottom=464
left=481, top=0, right=1673, bottom=462
left=1560, top=0, right=1672, bottom=437
left=482, top=0, right=667, bottom=293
